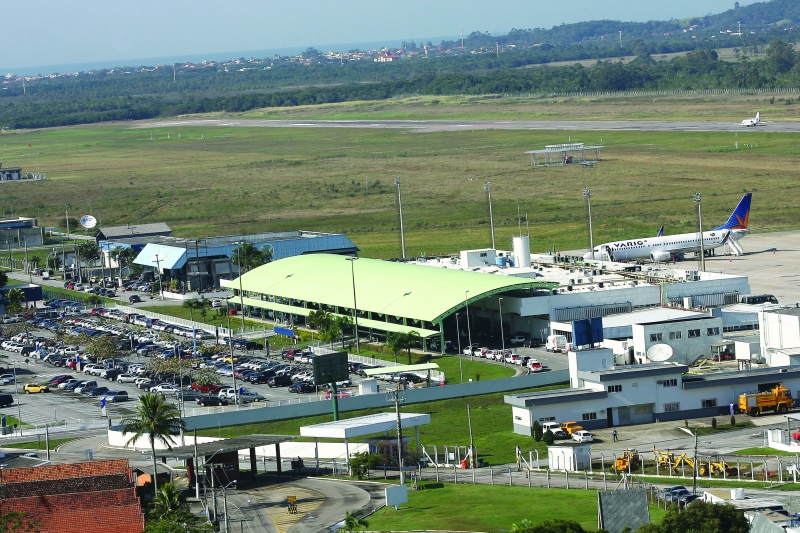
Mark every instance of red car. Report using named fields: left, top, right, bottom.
left=191, top=383, right=222, bottom=394
left=48, top=375, right=73, bottom=386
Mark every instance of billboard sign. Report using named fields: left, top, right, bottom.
left=312, top=351, right=349, bottom=384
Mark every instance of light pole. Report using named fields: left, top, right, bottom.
left=152, top=253, right=166, bottom=300
left=346, top=257, right=360, bottom=353
left=485, top=182, right=496, bottom=249
left=583, top=188, right=594, bottom=260
left=23, top=237, right=31, bottom=283
left=234, top=243, right=245, bottom=332
left=4, top=240, right=11, bottom=272
left=693, top=192, right=706, bottom=272
left=65, top=203, right=71, bottom=241
left=394, top=177, right=406, bottom=259
left=456, top=313, right=463, bottom=383
left=465, top=291, right=473, bottom=360
left=498, top=297, right=506, bottom=367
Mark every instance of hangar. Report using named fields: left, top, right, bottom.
left=228, top=254, right=558, bottom=350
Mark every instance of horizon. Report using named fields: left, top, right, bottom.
left=5, top=0, right=760, bottom=75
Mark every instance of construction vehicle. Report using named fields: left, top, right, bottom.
left=738, top=384, right=794, bottom=416
left=614, top=449, right=640, bottom=472
left=698, top=456, right=738, bottom=477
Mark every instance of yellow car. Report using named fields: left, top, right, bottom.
left=23, top=383, right=49, bottom=394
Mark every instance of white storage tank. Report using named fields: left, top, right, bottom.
left=513, top=236, right=531, bottom=269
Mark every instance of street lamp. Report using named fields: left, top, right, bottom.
left=23, top=237, right=31, bottom=284
left=394, top=177, right=406, bottom=259
left=693, top=192, right=706, bottom=272
left=4, top=240, right=11, bottom=272
left=498, top=297, right=506, bottom=367
left=152, top=253, right=166, bottom=300
left=484, top=182, right=496, bottom=249
left=346, top=257, right=360, bottom=353
left=234, top=242, right=245, bottom=332
left=64, top=203, right=71, bottom=241
left=465, top=291, right=473, bottom=360
left=456, top=313, right=463, bottom=383
left=583, top=188, right=594, bottom=261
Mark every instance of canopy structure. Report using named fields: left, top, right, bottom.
left=361, top=363, right=440, bottom=376
left=231, top=254, right=557, bottom=342
left=300, top=413, right=430, bottom=440
left=134, top=243, right=188, bottom=270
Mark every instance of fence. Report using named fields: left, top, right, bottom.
left=311, top=341, right=446, bottom=381
left=0, top=257, right=26, bottom=272
left=112, top=304, right=271, bottom=338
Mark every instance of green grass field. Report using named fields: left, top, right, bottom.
left=1, top=437, right=76, bottom=451
left=1, top=93, right=799, bottom=260
left=733, top=447, right=800, bottom=457
left=199, top=385, right=566, bottom=464
left=363, top=483, right=666, bottom=532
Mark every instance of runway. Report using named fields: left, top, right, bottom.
left=134, top=118, right=800, bottom=133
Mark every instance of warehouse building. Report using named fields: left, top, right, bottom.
left=0, top=216, right=45, bottom=248
left=507, top=347, right=800, bottom=433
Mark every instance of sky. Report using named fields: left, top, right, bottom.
left=6, top=0, right=760, bottom=72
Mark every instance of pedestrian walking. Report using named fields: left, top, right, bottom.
left=612, top=428, right=618, bottom=442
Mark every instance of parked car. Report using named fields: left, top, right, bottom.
left=572, top=430, right=594, bottom=443
left=196, top=396, right=228, bottom=407
left=288, top=381, right=316, bottom=394
left=658, top=485, right=688, bottom=501
left=560, top=421, right=584, bottom=435
left=86, top=386, right=110, bottom=397
left=116, top=374, right=138, bottom=383
left=0, top=394, right=14, bottom=407
left=510, top=335, right=527, bottom=344
left=150, top=384, right=181, bottom=395
left=191, top=383, right=222, bottom=393
left=0, top=374, right=16, bottom=385
left=666, top=488, right=693, bottom=503
left=101, top=390, right=129, bottom=403
left=541, top=422, right=568, bottom=439
left=129, top=295, right=142, bottom=303
left=267, top=375, right=293, bottom=388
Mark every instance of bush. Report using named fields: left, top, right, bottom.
left=542, top=429, right=555, bottom=446
left=532, top=420, right=543, bottom=442
left=711, top=417, right=717, bottom=430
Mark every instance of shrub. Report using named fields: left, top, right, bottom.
left=532, top=420, right=543, bottom=442
left=711, top=417, right=717, bottom=430
left=542, top=429, right=555, bottom=446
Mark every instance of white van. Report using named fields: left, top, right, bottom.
left=545, top=335, right=570, bottom=353
left=541, top=422, right=568, bottom=439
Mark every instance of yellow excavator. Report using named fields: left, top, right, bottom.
left=653, top=447, right=737, bottom=477
left=614, top=449, right=640, bottom=472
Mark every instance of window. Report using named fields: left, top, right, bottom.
left=669, top=331, right=682, bottom=340
left=538, top=416, right=556, bottom=422
left=582, top=412, right=597, bottom=421
left=664, top=402, right=680, bottom=412
left=688, top=329, right=701, bottom=338
left=702, top=399, right=717, bottom=408
left=650, top=333, right=663, bottom=342
left=608, top=384, right=622, bottom=393
left=634, top=405, right=653, bottom=415
left=707, top=327, right=720, bottom=336
left=662, top=379, right=677, bottom=387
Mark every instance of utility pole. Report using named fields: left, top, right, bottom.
left=485, top=182, right=495, bottom=249
left=499, top=297, right=506, bottom=367
left=346, top=257, right=360, bottom=353
left=234, top=242, right=245, bottom=332
left=694, top=192, right=706, bottom=272
left=465, top=291, right=473, bottom=360
left=65, top=204, right=71, bottom=241
left=461, top=27, right=464, bottom=49
left=496, top=42, right=499, bottom=58
left=394, top=177, right=406, bottom=259
left=619, top=31, right=623, bottom=48
left=692, top=428, right=699, bottom=495
left=467, top=404, right=476, bottom=467
left=456, top=313, right=463, bottom=383
left=583, top=188, right=594, bottom=260
left=387, top=385, right=406, bottom=483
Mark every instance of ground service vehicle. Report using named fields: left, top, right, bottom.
left=560, top=421, right=584, bottom=435
left=614, top=449, right=641, bottom=472
left=546, top=335, right=569, bottom=353
left=739, top=384, right=794, bottom=416
left=541, top=422, right=568, bottom=439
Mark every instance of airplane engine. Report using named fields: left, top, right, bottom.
left=650, top=251, right=671, bottom=263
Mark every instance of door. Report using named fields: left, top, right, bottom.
left=618, top=406, right=631, bottom=425
left=606, top=407, right=614, bottom=427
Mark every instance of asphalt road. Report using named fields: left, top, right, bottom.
left=135, top=118, right=797, bottom=134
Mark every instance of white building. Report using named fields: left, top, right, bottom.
left=632, top=315, right=723, bottom=364
left=760, top=308, right=800, bottom=366
left=547, top=443, right=591, bottom=472
left=506, top=347, right=800, bottom=434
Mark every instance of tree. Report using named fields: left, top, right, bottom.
left=342, top=510, right=364, bottom=533
left=232, top=243, right=271, bottom=274
left=0, top=511, right=38, bottom=533
left=86, top=336, right=120, bottom=361
left=532, top=420, right=543, bottom=441
left=765, top=39, right=795, bottom=75
left=86, top=294, right=103, bottom=307
left=510, top=519, right=594, bottom=533
left=28, top=255, right=40, bottom=269
left=636, top=502, right=749, bottom=533
left=542, top=428, right=555, bottom=446
left=308, top=309, right=333, bottom=332
left=46, top=254, right=62, bottom=270
left=121, top=393, right=185, bottom=493
left=0, top=270, right=7, bottom=288
left=386, top=332, right=403, bottom=363
left=182, top=299, right=204, bottom=322
left=4, top=289, right=26, bottom=313
left=399, top=330, right=422, bottom=364
left=349, top=452, right=380, bottom=480
left=332, top=315, right=353, bottom=348
left=77, top=241, right=100, bottom=266
left=110, top=246, right=136, bottom=280
left=151, top=482, right=190, bottom=521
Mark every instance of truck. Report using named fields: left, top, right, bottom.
left=546, top=335, right=570, bottom=353
left=738, top=384, right=795, bottom=416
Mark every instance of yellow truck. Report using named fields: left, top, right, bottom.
left=739, top=384, right=794, bottom=416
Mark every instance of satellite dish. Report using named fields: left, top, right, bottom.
left=79, top=215, right=97, bottom=229
left=647, top=344, right=674, bottom=362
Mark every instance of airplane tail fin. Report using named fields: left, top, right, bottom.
left=714, top=193, right=752, bottom=231
left=756, top=112, right=760, bottom=122
left=657, top=226, right=664, bottom=237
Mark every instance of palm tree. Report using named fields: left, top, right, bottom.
left=121, top=393, right=185, bottom=493
left=5, top=288, right=26, bottom=313
left=182, top=299, right=204, bottom=322
left=151, top=482, right=189, bottom=521
left=386, top=332, right=403, bottom=364
left=332, top=315, right=353, bottom=348
left=400, top=331, right=422, bottom=365
left=343, top=511, right=364, bottom=533
left=232, top=243, right=271, bottom=274
left=86, top=294, right=103, bottom=307
left=110, top=247, right=136, bottom=282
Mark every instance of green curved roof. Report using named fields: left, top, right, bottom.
left=234, top=254, right=556, bottom=324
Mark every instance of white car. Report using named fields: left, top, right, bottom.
left=58, top=379, right=79, bottom=389
left=510, top=335, right=526, bottom=344
left=572, top=430, right=594, bottom=443
left=116, top=374, right=138, bottom=383
left=211, top=299, right=225, bottom=308
left=150, top=384, right=181, bottom=394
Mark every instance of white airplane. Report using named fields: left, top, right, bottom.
left=585, top=193, right=752, bottom=263
left=741, top=112, right=760, bottom=127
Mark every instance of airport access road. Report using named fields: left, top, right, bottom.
left=134, top=118, right=800, bottom=134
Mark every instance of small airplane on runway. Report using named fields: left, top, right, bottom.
left=741, top=112, right=760, bottom=127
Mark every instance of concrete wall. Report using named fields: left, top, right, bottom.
left=761, top=311, right=800, bottom=365
left=184, top=370, right=569, bottom=431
